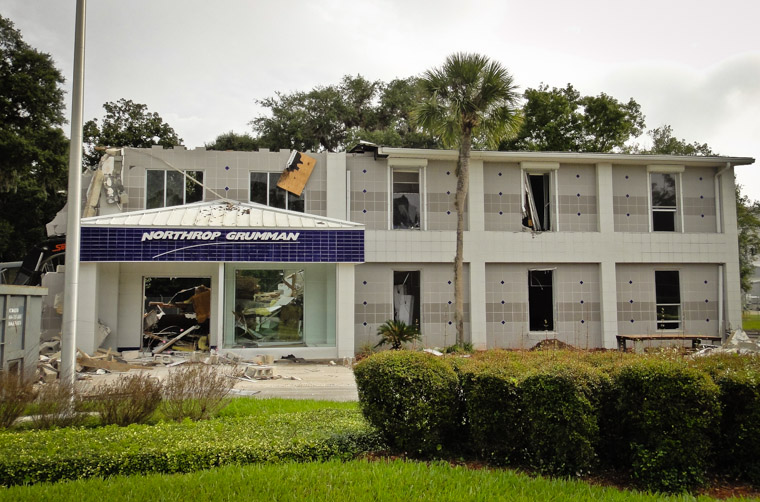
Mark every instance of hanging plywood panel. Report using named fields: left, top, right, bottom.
left=277, top=151, right=316, bottom=196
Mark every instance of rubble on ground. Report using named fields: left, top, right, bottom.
left=692, top=329, right=760, bottom=357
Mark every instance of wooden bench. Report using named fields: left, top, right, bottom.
left=616, top=334, right=723, bottom=353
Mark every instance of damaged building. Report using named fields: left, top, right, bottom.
left=58, top=144, right=752, bottom=357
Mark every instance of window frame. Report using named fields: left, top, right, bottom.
left=527, top=268, right=556, bottom=333
left=145, top=169, right=205, bottom=209
left=389, top=168, right=425, bottom=230
left=654, top=269, right=682, bottom=331
left=520, top=162, right=559, bottom=232
left=392, top=269, right=422, bottom=331
left=249, top=171, right=305, bottom=212
left=647, top=166, right=684, bottom=233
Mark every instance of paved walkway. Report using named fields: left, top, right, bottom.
left=79, top=360, right=359, bottom=402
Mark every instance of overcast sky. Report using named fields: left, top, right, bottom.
left=5, top=0, right=760, bottom=199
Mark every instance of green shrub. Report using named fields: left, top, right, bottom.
left=374, top=320, right=421, bottom=350
left=0, top=409, right=382, bottom=486
left=354, top=351, right=461, bottom=456
left=0, top=371, right=35, bottom=429
left=696, top=356, right=760, bottom=485
left=515, top=363, right=604, bottom=476
left=161, top=364, right=233, bottom=421
left=92, top=373, right=163, bottom=426
left=609, top=358, right=720, bottom=493
left=458, top=359, right=522, bottom=462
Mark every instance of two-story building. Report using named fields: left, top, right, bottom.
left=71, top=144, right=754, bottom=359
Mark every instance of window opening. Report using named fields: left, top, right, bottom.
left=651, top=173, right=677, bottom=231
left=528, top=270, right=554, bottom=331
left=655, top=270, right=681, bottom=330
left=146, top=170, right=204, bottom=209
left=393, top=271, right=420, bottom=329
left=392, top=170, right=420, bottom=229
left=232, top=269, right=304, bottom=347
left=142, top=277, right=212, bottom=352
left=249, top=172, right=304, bottom=212
left=523, top=173, right=550, bottom=231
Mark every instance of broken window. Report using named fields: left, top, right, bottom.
left=392, top=170, right=421, bottom=229
left=655, top=270, right=681, bottom=330
left=232, top=269, right=304, bottom=347
left=393, top=271, right=420, bottom=329
left=146, top=170, right=204, bottom=209
left=651, top=172, right=678, bottom=231
left=249, top=172, right=305, bottom=212
left=142, top=277, right=212, bottom=352
left=528, top=270, right=554, bottom=331
left=522, top=173, right=551, bottom=231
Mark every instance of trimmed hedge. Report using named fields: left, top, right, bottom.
left=354, top=350, right=461, bottom=456
left=0, top=409, right=383, bottom=486
left=356, top=350, right=759, bottom=493
left=691, top=354, right=760, bottom=484
left=607, top=358, right=720, bottom=493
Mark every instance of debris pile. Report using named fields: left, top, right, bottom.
left=693, top=329, right=760, bottom=357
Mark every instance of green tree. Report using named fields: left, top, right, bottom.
left=250, top=75, right=438, bottom=152
left=415, top=52, right=522, bottom=345
left=736, top=188, right=760, bottom=294
left=503, top=84, right=645, bottom=152
left=639, top=124, right=715, bottom=156
left=205, top=131, right=259, bottom=151
left=0, top=15, right=69, bottom=261
left=83, top=99, right=182, bottom=168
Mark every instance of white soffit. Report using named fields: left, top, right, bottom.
left=82, top=200, right=363, bottom=230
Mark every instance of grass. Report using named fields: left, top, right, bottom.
left=215, top=397, right=358, bottom=418
left=0, top=459, right=753, bottom=502
left=742, top=311, right=760, bottom=331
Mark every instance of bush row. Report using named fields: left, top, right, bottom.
left=354, top=350, right=760, bottom=493
left=0, top=409, right=383, bottom=486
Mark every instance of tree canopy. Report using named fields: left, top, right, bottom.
left=83, top=99, right=183, bottom=168
left=250, top=75, right=437, bottom=152
left=205, top=131, right=260, bottom=151
left=502, top=84, right=645, bottom=152
left=0, top=15, right=68, bottom=261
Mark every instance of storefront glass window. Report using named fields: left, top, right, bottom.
left=232, top=269, right=304, bottom=346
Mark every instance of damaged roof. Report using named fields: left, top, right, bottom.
left=81, top=200, right=363, bottom=230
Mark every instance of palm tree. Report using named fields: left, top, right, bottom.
left=414, top=53, right=521, bottom=346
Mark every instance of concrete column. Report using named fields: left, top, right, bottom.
left=469, top=260, right=487, bottom=349
left=326, top=152, right=347, bottom=220
left=468, top=160, right=485, bottom=232
left=596, top=163, right=614, bottom=233
left=75, top=262, right=99, bottom=354
left=336, top=263, right=355, bottom=358
left=720, top=168, right=742, bottom=333
left=96, top=262, right=119, bottom=349
left=599, top=261, right=619, bottom=349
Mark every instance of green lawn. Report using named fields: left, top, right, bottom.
left=743, top=312, right=760, bottom=331
left=1, top=459, right=754, bottom=502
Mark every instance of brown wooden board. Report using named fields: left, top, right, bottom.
left=277, top=152, right=316, bottom=196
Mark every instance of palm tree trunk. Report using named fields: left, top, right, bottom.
left=454, top=130, right=472, bottom=346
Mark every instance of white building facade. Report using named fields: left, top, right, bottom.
left=73, top=145, right=754, bottom=357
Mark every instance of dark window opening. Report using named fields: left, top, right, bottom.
left=528, top=270, right=554, bottom=331
left=655, top=270, right=681, bottom=330
left=523, top=173, right=551, bottom=231
left=143, top=277, right=212, bottom=351
left=393, top=171, right=420, bottom=229
left=146, top=170, right=204, bottom=209
left=651, top=173, right=677, bottom=231
left=249, top=172, right=304, bottom=212
left=393, top=271, right=420, bottom=329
